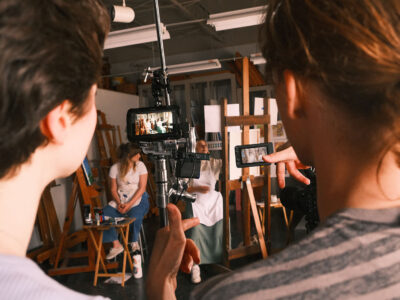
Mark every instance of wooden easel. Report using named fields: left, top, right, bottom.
left=28, top=182, right=62, bottom=262
left=95, top=110, right=120, bottom=203
left=47, top=165, right=118, bottom=276
left=221, top=57, right=271, bottom=266
left=245, top=177, right=268, bottom=258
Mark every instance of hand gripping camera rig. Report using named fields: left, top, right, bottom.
left=126, top=0, right=208, bottom=228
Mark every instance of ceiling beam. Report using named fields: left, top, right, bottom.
left=167, top=0, right=224, bottom=44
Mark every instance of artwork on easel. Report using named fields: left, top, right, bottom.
left=270, top=121, right=287, bottom=139
left=81, top=157, right=94, bottom=186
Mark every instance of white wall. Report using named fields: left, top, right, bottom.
left=87, top=89, right=139, bottom=160
left=29, top=89, right=139, bottom=250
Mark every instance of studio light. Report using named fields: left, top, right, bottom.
left=104, top=24, right=170, bottom=49
left=207, top=6, right=266, bottom=31
left=110, top=0, right=135, bottom=23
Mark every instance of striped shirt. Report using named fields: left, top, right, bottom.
left=191, top=207, right=400, bottom=299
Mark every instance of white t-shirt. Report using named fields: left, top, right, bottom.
left=109, top=161, right=148, bottom=208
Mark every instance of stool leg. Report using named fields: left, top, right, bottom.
left=119, top=225, right=131, bottom=287
left=94, top=231, right=103, bottom=286
left=141, top=224, right=147, bottom=254
left=138, top=224, right=147, bottom=263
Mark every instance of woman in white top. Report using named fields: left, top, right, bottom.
left=185, top=140, right=223, bottom=283
left=103, top=143, right=149, bottom=260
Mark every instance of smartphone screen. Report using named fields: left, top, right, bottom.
left=240, top=146, right=268, bottom=164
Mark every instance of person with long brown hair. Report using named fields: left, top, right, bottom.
left=103, top=143, right=149, bottom=259
left=146, top=0, right=400, bottom=299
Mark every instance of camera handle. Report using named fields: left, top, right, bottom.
left=154, top=156, right=169, bottom=227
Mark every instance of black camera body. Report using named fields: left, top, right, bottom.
left=280, top=168, right=319, bottom=233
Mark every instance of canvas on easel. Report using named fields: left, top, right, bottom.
left=82, top=157, right=94, bottom=186
left=47, top=162, right=118, bottom=276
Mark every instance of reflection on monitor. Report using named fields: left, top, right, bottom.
left=127, top=105, right=180, bottom=142
left=241, top=146, right=268, bottom=164
left=135, top=111, right=174, bottom=136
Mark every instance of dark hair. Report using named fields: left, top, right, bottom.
left=261, top=0, right=400, bottom=161
left=0, top=0, right=110, bottom=179
left=117, top=143, right=142, bottom=180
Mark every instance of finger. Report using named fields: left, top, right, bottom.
left=286, top=162, right=311, bottom=185
left=276, top=162, right=286, bottom=189
left=186, top=239, right=200, bottom=265
left=182, top=217, right=200, bottom=232
left=263, top=147, right=296, bottom=163
left=180, top=239, right=200, bottom=273
left=167, top=204, right=186, bottom=243
left=295, top=161, right=311, bottom=170
left=180, top=252, right=193, bottom=273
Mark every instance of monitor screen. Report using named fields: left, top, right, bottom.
left=127, top=105, right=180, bottom=142
left=134, top=110, right=174, bottom=136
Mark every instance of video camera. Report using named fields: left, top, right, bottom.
left=124, top=1, right=213, bottom=227
left=127, top=104, right=209, bottom=180
left=126, top=66, right=208, bottom=227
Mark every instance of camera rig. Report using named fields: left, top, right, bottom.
left=126, top=0, right=208, bottom=228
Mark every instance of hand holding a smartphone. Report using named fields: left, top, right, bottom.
left=262, top=145, right=311, bottom=188
left=235, top=143, right=274, bottom=168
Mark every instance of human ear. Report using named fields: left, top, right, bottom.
left=283, top=70, right=306, bottom=119
left=39, top=100, right=73, bottom=144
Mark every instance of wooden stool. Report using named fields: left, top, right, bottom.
left=257, top=200, right=293, bottom=243
left=84, top=217, right=135, bottom=287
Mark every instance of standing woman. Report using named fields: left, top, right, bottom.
left=103, top=143, right=149, bottom=259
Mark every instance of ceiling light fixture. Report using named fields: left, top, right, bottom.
left=207, top=6, right=266, bottom=31
left=110, top=0, right=135, bottom=23
left=149, top=59, right=221, bottom=75
left=250, top=53, right=267, bottom=65
left=104, top=23, right=170, bottom=50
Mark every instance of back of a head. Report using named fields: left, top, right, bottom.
left=261, top=0, right=400, bottom=160
left=0, top=0, right=110, bottom=179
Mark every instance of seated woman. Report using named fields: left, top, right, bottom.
left=185, top=140, right=223, bottom=283
left=103, top=143, right=149, bottom=259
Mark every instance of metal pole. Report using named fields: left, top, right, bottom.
left=154, top=157, right=169, bottom=227
left=153, top=0, right=171, bottom=106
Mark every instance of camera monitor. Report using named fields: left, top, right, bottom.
left=235, top=142, right=273, bottom=168
left=127, top=105, right=180, bottom=142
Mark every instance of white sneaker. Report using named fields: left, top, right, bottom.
left=106, top=246, right=123, bottom=260
left=130, top=242, right=140, bottom=252
left=191, top=264, right=201, bottom=284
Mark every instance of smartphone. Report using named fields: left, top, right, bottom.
left=235, top=142, right=273, bottom=168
